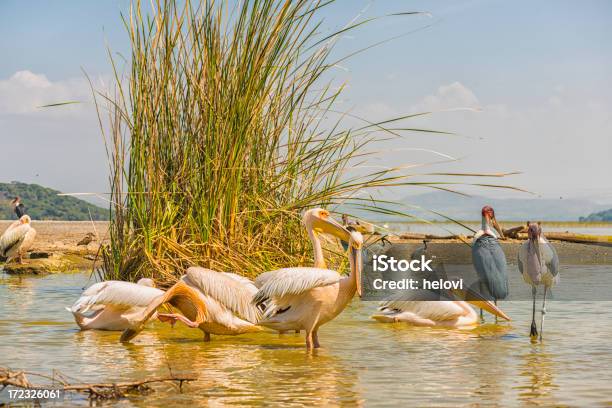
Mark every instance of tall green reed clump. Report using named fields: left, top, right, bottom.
left=99, top=0, right=454, bottom=282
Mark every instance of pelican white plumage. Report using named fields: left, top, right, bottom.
left=0, top=215, right=36, bottom=264
left=254, top=209, right=361, bottom=350
left=68, top=278, right=164, bottom=331
left=372, top=298, right=508, bottom=327
left=371, top=240, right=511, bottom=327
left=120, top=268, right=262, bottom=342
left=518, top=222, right=559, bottom=340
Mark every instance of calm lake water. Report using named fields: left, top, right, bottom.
left=1, top=271, right=612, bottom=407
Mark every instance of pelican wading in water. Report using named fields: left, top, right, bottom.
left=371, top=240, right=511, bottom=327
left=472, top=206, right=508, bottom=321
left=120, top=268, right=262, bottom=342
left=68, top=278, right=164, bottom=331
left=0, top=215, right=36, bottom=264
left=518, top=222, right=559, bottom=340
left=121, top=208, right=359, bottom=346
left=253, top=210, right=362, bottom=350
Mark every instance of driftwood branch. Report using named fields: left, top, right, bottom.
left=1, top=366, right=197, bottom=400
left=397, top=225, right=612, bottom=246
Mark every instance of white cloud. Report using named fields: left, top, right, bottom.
left=415, top=81, right=481, bottom=112
left=0, top=70, right=94, bottom=115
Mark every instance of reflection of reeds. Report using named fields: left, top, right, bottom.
left=95, top=0, right=465, bottom=282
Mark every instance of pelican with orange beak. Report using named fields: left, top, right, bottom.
left=372, top=239, right=510, bottom=327
left=372, top=289, right=510, bottom=327
left=253, top=209, right=362, bottom=350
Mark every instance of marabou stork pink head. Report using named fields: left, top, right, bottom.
left=527, top=222, right=541, bottom=241
left=481, top=205, right=504, bottom=238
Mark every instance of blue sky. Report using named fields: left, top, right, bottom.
left=1, top=0, right=611, bottom=206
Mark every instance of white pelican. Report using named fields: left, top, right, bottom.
left=0, top=215, right=36, bottom=264
left=120, top=268, right=262, bottom=342
left=372, top=295, right=510, bottom=327
left=518, top=222, right=559, bottom=340
left=68, top=278, right=164, bottom=331
left=371, top=240, right=511, bottom=327
left=120, top=208, right=359, bottom=346
left=254, top=211, right=361, bottom=350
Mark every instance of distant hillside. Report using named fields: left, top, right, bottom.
left=0, top=181, right=108, bottom=221
left=345, top=192, right=612, bottom=222
left=580, top=209, right=612, bottom=222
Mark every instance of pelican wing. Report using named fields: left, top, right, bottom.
left=253, top=267, right=341, bottom=305
left=220, top=271, right=258, bottom=293
left=0, top=224, right=30, bottom=257
left=183, top=267, right=260, bottom=323
left=472, top=235, right=508, bottom=299
left=378, top=300, right=467, bottom=322
left=70, top=281, right=164, bottom=314
left=21, top=228, right=36, bottom=253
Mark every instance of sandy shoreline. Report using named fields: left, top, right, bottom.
left=0, top=220, right=109, bottom=274
left=0, top=221, right=610, bottom=275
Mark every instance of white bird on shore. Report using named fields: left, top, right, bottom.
left=518, top=222, right=559, bottom=340
left=0, top=215, right=36, bottom=264
left=120, top=268, right=262, bottom=342
left=68, top=278, right=164, bottom=331
left=253, top=209, right=362, bottom=350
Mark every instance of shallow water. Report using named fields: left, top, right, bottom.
left=1, top=271, right=612, bottom=407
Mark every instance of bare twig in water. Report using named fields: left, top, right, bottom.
left=0, top=366, right=197, bottom=400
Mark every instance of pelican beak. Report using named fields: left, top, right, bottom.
left=451, top=286, right=511, bottom=321
left=491, top=216, right=505, bottom=239
left=313, top=212, right=351, bottom=243
left=351, top=245, right=363, bottom=297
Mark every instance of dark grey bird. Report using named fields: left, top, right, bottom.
left=472, top=205, right=508, bottom=322
left=11, top=197, right=26, bottom=218
left=518, top=222, right=559, bottom=341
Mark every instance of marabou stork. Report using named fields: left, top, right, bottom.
left=518, top=222, right=559, bottom=341
left=472, top=206, right=508, bottom=321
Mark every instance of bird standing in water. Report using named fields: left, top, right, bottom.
left=254, top=209, right=362, bottom=350
left=518, top=222, right=559, bottom=341
left=68, top=278, right=164, bottom=331
left=472, top=206, right=508, bottom=322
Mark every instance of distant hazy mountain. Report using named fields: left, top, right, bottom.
left=580, top=209, right=612, bottom=222
left=346, top=192, right=612, bottom=222
left=0, top=181, right=107, bottom=221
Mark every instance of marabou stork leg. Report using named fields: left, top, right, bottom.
left=530, top=286, right=538, bottom=339
left=539, top=286, right=547, bottom=342
left=494, top=299, right=498, bottom=324
left=479, top=282, right=485, bottom=323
